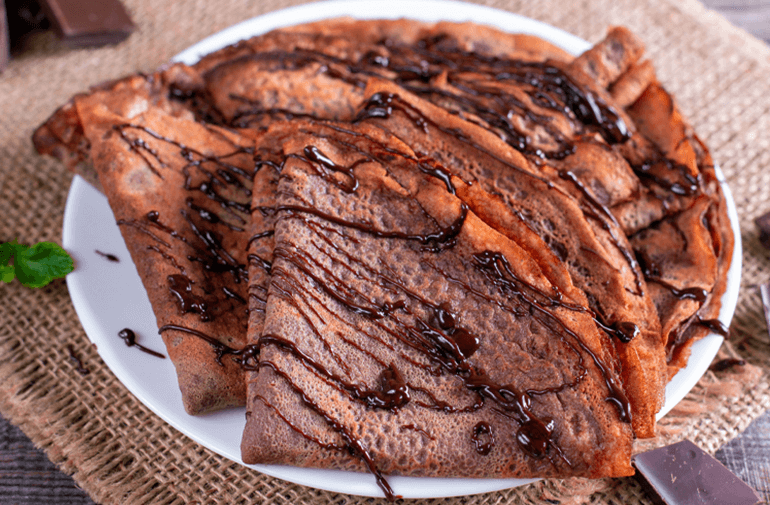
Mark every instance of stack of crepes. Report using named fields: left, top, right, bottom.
left=34, top=18, right=734, bottom=499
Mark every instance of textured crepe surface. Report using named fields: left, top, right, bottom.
left=241, top=120, right=635, bottom=480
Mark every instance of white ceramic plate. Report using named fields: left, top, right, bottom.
left=62, top=0, right=742, bottom=499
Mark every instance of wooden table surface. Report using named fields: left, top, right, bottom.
left=1, top=1, right=769, bottom=504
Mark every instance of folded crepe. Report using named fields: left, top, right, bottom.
left=241, top=120, right=635, bottom=497
left=68, top=75, right=261, bottom=414
left=352, top=78, right=666, bottom=437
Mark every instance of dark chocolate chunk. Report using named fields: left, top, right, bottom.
left=632, top=439, right=761, bottom=505
left=756, top=210, right=770, bottom=250
left=1, top=0, right=8, bottom=71
left=5, top=0, right=50, bottom=51
left=38, top=0, right=133, bottom=47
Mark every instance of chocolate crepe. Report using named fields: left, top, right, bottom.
left=241, top=120, right=635, bottom=496
left=68, top=74, right=260, bottom=414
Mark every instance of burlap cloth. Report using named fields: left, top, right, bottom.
left=1, top=0, right=769, bottom=503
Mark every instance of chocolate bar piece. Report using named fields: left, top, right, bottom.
left=757, top=210, right=770, bottom=250
left=633, top=439, right=761, bottom=505
left=1, top=0, right=9, bottom=71
left=39, top=0, right=133, bottom=47
left=3, top=0, right=50, bottom=55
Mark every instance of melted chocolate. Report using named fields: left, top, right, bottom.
left=595, top=319, right=640, bottom=343
left=246, top=230, right=274, bottom=250
left=259, top=217, right=629, bottom=479
left=222, top=286, right=247, bottom=304
left=633, top=158, right=700, bottom=197
left=259, top=335, right=413, bottom=412
left=158, top=324, right=259, bottom=370
left=471, top=422, right=495, bottom=456
left=181, top=210, right=248, bottom=284
left=639, top=254, right=711, bottom=304
left=275, top=202, right=467, bottom=252
left=365, top=364, right=411, bottom=412
left=421, top=304, right=481, bottom=361
left=186, top=198, right=242, bottom=232
left=213, top=36, right=631, bottom=159
left=516, top=419, right=553, bottom=459
left=247, top=253, right=272, bottom=273
left=94, top=249, right=119, bottom=262
left=559, top=169, right=644, bottom=294
left=66, top=344, right=90, bottom=376
left=299, top=145, right=364, bottom=193
left=697, top=318, right=730, bottom=337
left=612, top=321, right=640, bottom=343
left=654, top=280, right=709, bottom=303
left=118, top=328, right=165, bottom=359
left=261, top=146, right=631, bottom=471
left=259, top=360, right=399, bottom=500
left=167, top=274, right=211, bottom=321
left=110, top=125, right=258, bottom=387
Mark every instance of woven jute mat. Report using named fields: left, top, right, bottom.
left=1, top=0, right=769, bottom=503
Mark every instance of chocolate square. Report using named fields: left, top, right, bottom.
left=39, top=0, right=133, bottom=47
left=633, top=439, right=761, bottom=505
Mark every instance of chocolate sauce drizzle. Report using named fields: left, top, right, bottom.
left=274, top=202, right=467, bottom=253
left=356, top=91, right=646, bottom=303
left=176, top=35, right=697, bottom=338
left=199, top=35, right=630, bottom=157
left=113, top=123, right=256, bottom=330
left=593, top=319, right=641, bottom=343
left=66, top=345, right=90, bottom=376
left=471, top=251, right=631, bottom=423
left=94, top=250, right=119, bottom=262
left=697, top=318, right=729, bottom=337
left=471, top=422, right=494, bottom=455
left=187, top=36, right=718, bottom=355
left=158, top=324, right=258, bottom=369
left=633, top=158, right=701, bottom=197
left=638, top=251, right=713, bottom=307
left=118, top=328, right=165, bottom=359
left=167, top=274, right=210, bottom=321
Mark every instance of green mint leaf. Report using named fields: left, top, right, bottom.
left=14, top=241, right=74, bottom=288
left=1, top=241, right=20, bottom=283
left=1, top=240, right=18, bottom=266
left=1, top=265, right=15, bottom=283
